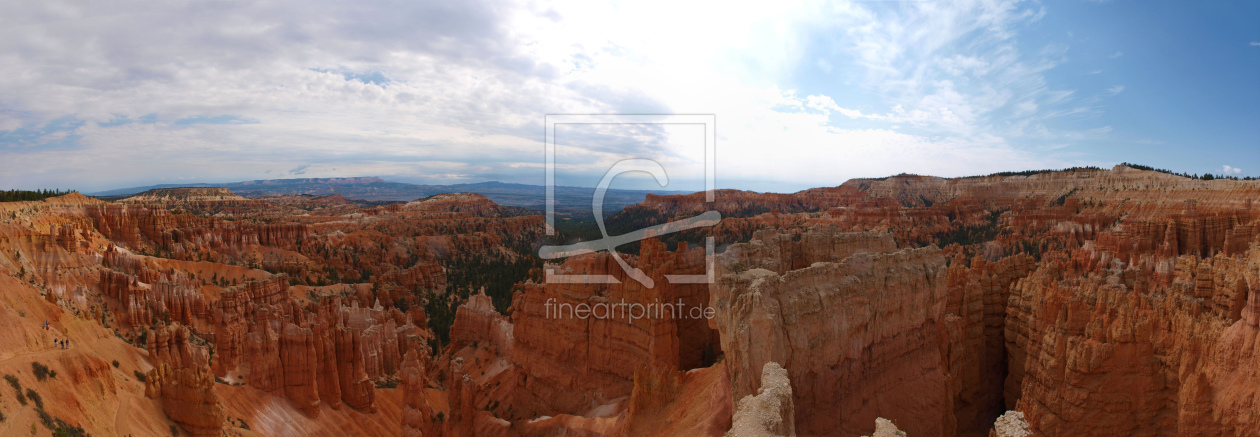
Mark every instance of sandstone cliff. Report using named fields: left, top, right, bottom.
left=712, top=228, right=953, bottom=436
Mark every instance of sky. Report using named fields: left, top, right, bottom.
left=0, top=0, right=1256, bottom=193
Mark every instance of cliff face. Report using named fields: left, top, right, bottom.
left=1002, top=248, right=1260, bottom=436
left=712, top=228, right=953, bottom=436
left=85, top=204, right=310, bottom=258
left=944, top=253, right=1037, bottom=433
left=506, top=237, right=717, bottom=418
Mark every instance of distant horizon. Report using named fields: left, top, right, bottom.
left=9, top=161, right=1245, bottom=198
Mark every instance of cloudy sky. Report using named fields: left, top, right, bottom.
left=0, top=0, right=1256, bottom=193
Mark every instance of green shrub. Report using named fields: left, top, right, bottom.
left=4, top=374, right=25, bottom=405
left=26, top=388, right=43, bottom=410
left=32, top=362, right=52, bottom=381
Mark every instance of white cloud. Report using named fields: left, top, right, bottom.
left=0, top=0, right=1102, bottom=193
left=1110, top=51, right=1123, bottom=58
left=1251, top=42, right=1260, bottom=46
left=1088, top=70, right=1103, bottom=75
left=1223, top=165, right=1243, bottom=175
left=1106, top=85, right=1125, bottom=96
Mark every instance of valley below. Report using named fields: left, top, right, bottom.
left=2, top=164, right=1259, bottom=436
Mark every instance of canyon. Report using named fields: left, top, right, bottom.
left=0, top=165, right=1256, bottom=436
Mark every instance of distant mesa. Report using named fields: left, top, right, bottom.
left=122, top=187, right=247, bottom=203
left=89, top=176, right=693, bottom=214
left=405, top=192, right=535, bottom=217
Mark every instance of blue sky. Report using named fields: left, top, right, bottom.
left=0, top=0, right=1256, bottom=193
left=1024, top=0, right=1259, bottom=172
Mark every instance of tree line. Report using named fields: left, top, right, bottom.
left=1121, top=163, right=1254, bottom=181
left=0, top=189, right=76, bottom=202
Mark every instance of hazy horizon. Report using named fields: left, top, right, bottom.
left=56, top=160, right=1237, bottom=198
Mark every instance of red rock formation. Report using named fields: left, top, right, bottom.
left=147, top=323, right=206, bottom=368
left=507, top=237, right=714, bottom=418
left=0, top=190, right=532, bottom=435
left=943, top=253, right=1036, bottom=434
left=281, top=322, right=321, bottom=416
left=712, top=229, right=953, bottom=436
left=246, top=308, right=284, bottom=392
left=336, top=324, right=378, bottom=412
left=311, top=317, right=344, bottom=410
left=450, top=290, right=514, bottom=357
left=86, top=203, right=309, bottom=258
left=211, top=277, right=290, bottom=376
left=11, top=166, right=1260, bottom=436
left=401, top=350, right=437, bottom=437
left=145, top=362, right=227, bottom=437
left=447, top=357, right=477, bottom=436
left=1003, top=248, right=1260, bottom=436
left=628, top=364, right=682, bottom=417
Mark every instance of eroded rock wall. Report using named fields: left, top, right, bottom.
left=712, top=228, right=953, bottom=436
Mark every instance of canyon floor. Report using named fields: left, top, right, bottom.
left=0, top=164, right=1258, bottom=436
